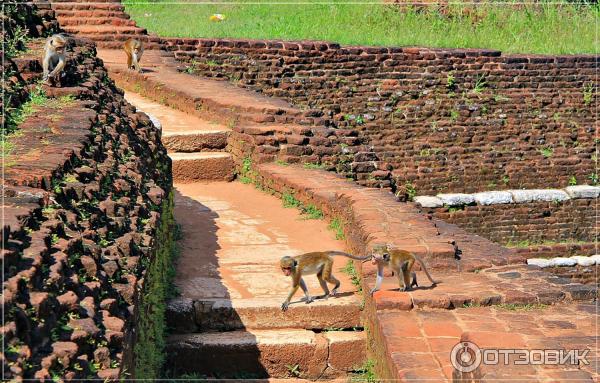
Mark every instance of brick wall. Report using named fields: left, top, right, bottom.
left=3, top=32, right=173, bottom=381
left=163, top=38, right=597, bottom=194
left=422, top=198, right=597, bottom=246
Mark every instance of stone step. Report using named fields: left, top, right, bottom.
left=53, top=10, right=130, bottom=18
left=162, top=130, right=229, bottom=152
left=166, top=329, right=366, bottom=379
left=57, top=17, right=137, bottom=26
left=62, top=24, right=146, bottom=35
left=50, top=3, right=125, bottom=11
left=167, top=296, right=362, bottom=333
left=169, top=152, right=235, bottom=182
left=123, top=91, right=230, bottom=151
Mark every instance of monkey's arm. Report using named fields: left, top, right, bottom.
left=42, top=51, right=51, bottom=80
left=281, top=276, right=301, bottom=311
left=48, top=55, right=65, bottom=78
left=369, top=263, right=385, bottom=296
left=299, top=278, right=314, bottom=304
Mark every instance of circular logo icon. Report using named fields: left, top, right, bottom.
left=450, top=341, right=482, bottom=373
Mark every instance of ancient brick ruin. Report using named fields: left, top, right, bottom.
left=2, top=1, right=598, bottom=382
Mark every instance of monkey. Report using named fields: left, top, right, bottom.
left=369, top=244, right=437, bottom=296
left=123, top=38, right=144, bottom=73
left=280, top=251, right=370, bottom=311
left=42, top=34, right=68, bottom=86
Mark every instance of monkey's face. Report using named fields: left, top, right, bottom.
left=53, top=41, right=65, bottom=54
left=371, top=245, right=389, bottom=264
left=280, top=257, right=295, bottom=276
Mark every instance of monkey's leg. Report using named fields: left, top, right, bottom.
left=321, top=261, right=341, bottom=296
left=299, top=278, right=314, bottom=304
left=398, top=262, right=412, bottom=292
left=411, top=272, right=418, bottom=288
left=126, top=53, right=133, bottom=70
left=49, top=58, right=65, bottom=87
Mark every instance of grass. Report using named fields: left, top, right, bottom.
left=505, top=239, right=588, bottom=248
left=351, top=359, right=378, bottom=383
left=281, top=191, right=324, bottom=219
left=328, top=217, right=346, bottom=240
left=342, top=260, right=362, bottom=291
left=123, top=1, right=599, bottom=54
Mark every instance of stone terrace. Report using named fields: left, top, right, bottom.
left=8, top=1, right=599, bottom=381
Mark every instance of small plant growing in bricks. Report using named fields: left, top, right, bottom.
left=472, top=74, right=487, bottom=94
left=328, top=217, right=346, bottom=240
left=582, top=82, right=594, bottom=106
left=589, top=172, right=598, bottom=185
left=302, top=204, right=324, bottom=220
left=282, top=191, right=302, bottom=209
left=446, top=71, right=456, bottom=90
left=275, top=159, right=289, bottom=166
left=342, top=260, right=362, bottom=291
left=568, top=176, right=577, bottom=186
left=539, top=147, right=554, bottom=158
left=351, top=359, right=377, bottom=382
left=303, top=162, right=325, bottom=169
left=286, top=364, right=301, bottom=378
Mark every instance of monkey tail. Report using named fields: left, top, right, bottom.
left=413, top=254, right=437, bottom=285
left=328, top=251, right=371, bottom=261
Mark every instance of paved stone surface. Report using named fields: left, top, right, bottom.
left=368, top=303, right=599, bottom=382
left=98, top=49, right=301, bottom=122
left=171, top=181, right=362, bottom=330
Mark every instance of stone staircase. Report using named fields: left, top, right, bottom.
left=36, top=0, right=163, bottom=49
left=97, top=49, right=333, bottom=173
left=120, top=82, right=367, bottom=380
left=123, top=92, right=234, bottom=182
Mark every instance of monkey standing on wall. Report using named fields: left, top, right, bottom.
left=369, top=244, right=437, bottom=295
left=42, top=34, right=68, bottom=87
left=280, top=251, right=371, bottom=311
left=123, top=38, right=144, bottom=72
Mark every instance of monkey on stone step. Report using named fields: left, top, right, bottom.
left=42, top=34, right=68, bottom=86
left=369, top=244, right=437, bottom=295
left=123, top=38, right=144, bottom=72
left=280, top=251, right=370, bottom=311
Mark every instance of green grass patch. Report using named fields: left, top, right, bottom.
left=282, top=191, right=302, bottom=209
left=494, top=303, right=549, bottom=311
left=123, top=2, right=599, bottom=54
left=342, top=260, right=362, bottom=291
left=303, top=162, right=325, bottom=170
left=302, top=204, right=324, bottom=219
left=328, top=217, right=345, bottom=240
left=505, top=239, right=588, bottom=248
left=351, top=359, right=378, bottom=383
left=134, top=192, right=178, bottom=379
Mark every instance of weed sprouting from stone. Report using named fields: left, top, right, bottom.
left=582, top=82, right=594, bottom=106
left=282, top=191, right=302, bottom=209
left=328, top=217, right=345, bottom=240
left=302, top=204, right=324, bottom=220
left=539, top=147, right=554, bottom=158
left=342, top=260, right=362, bottom=291
left=351, top=359, right=377, bottom=382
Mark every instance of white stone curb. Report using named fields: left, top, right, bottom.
left=527, top=254, right=600, bottom=268
left=414, top=185, right=599, bottom=208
